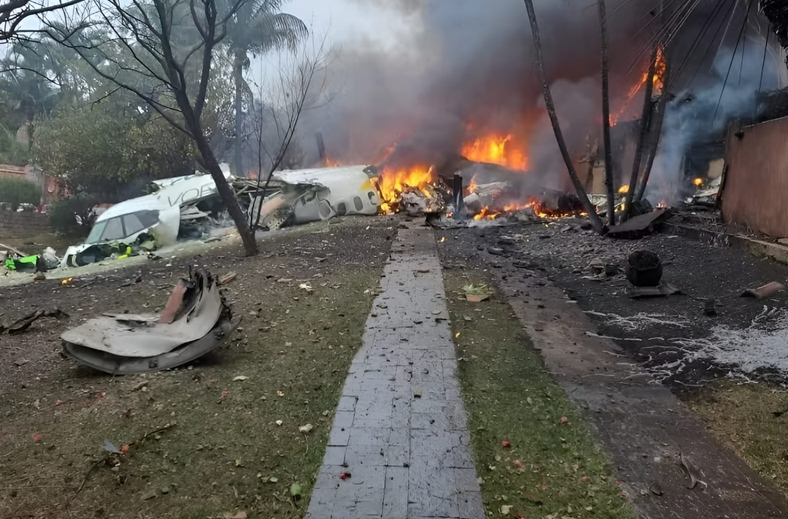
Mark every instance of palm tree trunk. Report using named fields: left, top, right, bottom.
left=635, top=55, right=672, bottom=203
left=622, top=46, right=657, bottom=222
left=599, top=0, right=616, bottom=226
left=523, top=0, right=605, bottom=234
left=233, top=50, right=244, bottom=177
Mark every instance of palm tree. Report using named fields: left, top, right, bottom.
left=226, top=0, right=307, bottom=177
left=0, top=40, right=60, bottom=148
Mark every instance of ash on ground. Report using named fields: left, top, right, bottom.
left=437, top=218, right=788, bottom=389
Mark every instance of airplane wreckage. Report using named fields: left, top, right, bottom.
left=55, top=164, right=381, bottom=268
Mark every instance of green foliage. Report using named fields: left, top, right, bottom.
left=34, top=96, right=197, bottom=201
left=0, top=176, right=41, bottom=209
left=0, top=124, right=29, bottom=166
left=49, top=195, right=100, bottom=237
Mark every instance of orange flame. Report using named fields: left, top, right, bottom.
left=373, top=165, right=436, bottom=213
left=611, top=47, right=667, bottom=126
left=461, top=134, right=528, bottom=170
left=466, top=175, right=479, bottom=196
left=473, top=206, right=498, bottom=221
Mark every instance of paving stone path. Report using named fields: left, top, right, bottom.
left=306, top=227, right=486, bottom=519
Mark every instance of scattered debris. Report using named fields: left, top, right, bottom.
left=218, top=272, right=237, bottom=285
left=679, top=452, right=706, bottom=490
left=625, top=250, right=663, bottom=287
left=61, top=269, right=236, bottom=374
left=463, top=283, right=492, bottom=303
left=585, top=311, right=689, bottom=330
left=1, top=308, right=68, bottom=335
left=629, top=283, right=683, bottom=299
left=741, top=282, right=785, bottom=299
left=298, top=424, right=314, bottom=434
left=339, top=472, right=351, bottom=480
left=608, top=208, right=668, bottom=238
left=232, top=376, right=248, bottom=382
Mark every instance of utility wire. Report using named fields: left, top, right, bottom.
left=670, top=0, right=732, bottom=87
left=683, top=0, right=738, bottom=89
left=754, top=24, right=771, bottom=118
left=712, top=0, right=756, bottom=124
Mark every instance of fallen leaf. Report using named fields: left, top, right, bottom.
left=268, top=477, right=278, bottom=483
left=455, top=332, right=461, bottom=339
left=466, top=294, right=490, bottom=303
left=514, top=460, right=523, bottom=470
left=221, top=389, right=229, bottom=399
left=120, top=444, right=130, bottom=454
left=501, top=440, right=511, bottom=448
left=32, top=433, right=42, bottom=442
left=55, top=400, right=65, bottom=406
left=235, top=459, right=244, bottom=467
left=501, top=504, right=512, bottom=515
left=559, top=416, right=572, bottom=426
left=277, top=390, right=285, bottom=397
left=290, top=483, right=302, bottom=497
left=232, top=376, right=248, bottom=382
left=275, top=420, right=283, bottom=426
left=298, top=424, right=314, bottom=434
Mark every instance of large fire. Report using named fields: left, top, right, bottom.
left=461, top=134, right=528, bottom=170
left=373, top=165, right=436, bottom=213
left=611, top=47, right=667, bottom=126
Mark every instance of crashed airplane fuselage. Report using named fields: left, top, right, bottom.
left=61, top=170, right=230, bottom=267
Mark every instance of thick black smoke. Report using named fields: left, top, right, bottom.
left=297, top=0, right=782, bottom=197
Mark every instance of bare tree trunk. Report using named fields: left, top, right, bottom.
left=599, top=0, right=616, bottom=226
left=233, top=50, right=244, bottom=178
left=194, top=130, right=258, bottom=255
left=622, top=46, right=657, bottom=221
left=583, top=135, right=599, bottom=193
left=524, top=0, right=605, bottom=233
left=635, top=56, right=671, bottom=203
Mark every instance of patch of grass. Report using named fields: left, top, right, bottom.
left=444, top=273, right=636, bottom=519
left=684, top=381, right=788, bottom=497
left=0, top=221, right=393, bottom=519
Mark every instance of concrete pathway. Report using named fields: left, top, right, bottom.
left=306, top=227, right=486, bottom=519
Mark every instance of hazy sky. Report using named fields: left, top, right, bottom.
left=279, top=0, right=419, bottom=52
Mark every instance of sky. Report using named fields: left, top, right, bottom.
left=279, top=0, right=417, bottom=51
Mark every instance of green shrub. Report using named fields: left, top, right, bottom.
left=0, top=176, right=41, bottom=209
left=49, top=195, right=99, bottom=237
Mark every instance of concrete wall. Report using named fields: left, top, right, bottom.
left=0, top=210, right=51, bottom=238
left=723, top=116, right=788, bottom=238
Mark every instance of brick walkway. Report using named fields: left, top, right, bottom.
left=305, top=227, right=486, bottom=519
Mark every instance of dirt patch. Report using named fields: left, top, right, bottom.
left=442, top=271, right=635, bottom=519
left=0, top=217, right=396, bottom=519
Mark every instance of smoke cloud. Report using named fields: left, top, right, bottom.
left=295, top=0, right=780, bottom=200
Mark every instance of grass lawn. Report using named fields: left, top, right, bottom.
left=443, top=273, right=636, bottom=519
left=684, top=381, right=788, bottom=498
left=0, top=219, right=394, bottom=519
